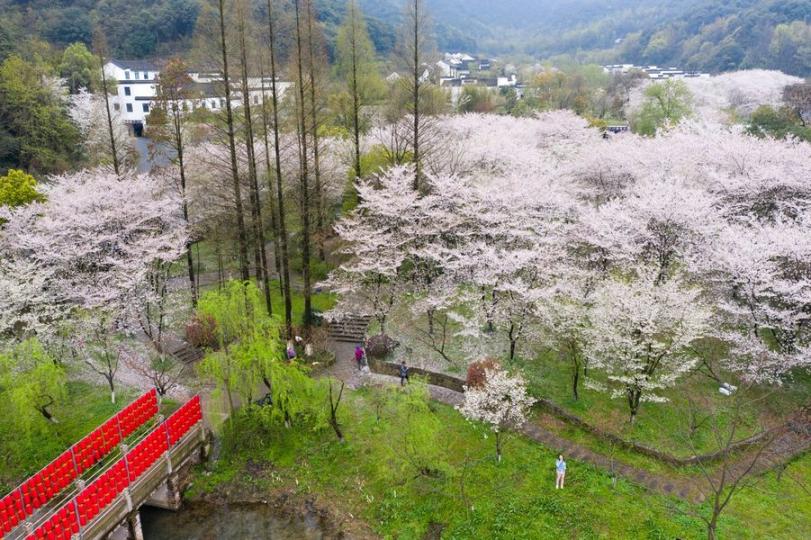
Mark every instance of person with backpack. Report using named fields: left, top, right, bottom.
left=399, top=361, right=409, bottom=386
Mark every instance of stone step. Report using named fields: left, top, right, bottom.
left=327, top=316, right=371, bottom=343
left=170, top=345, right=204, bottom=364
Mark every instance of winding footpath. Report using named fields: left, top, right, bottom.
left=323, top=339, right=704, bottom=503
left=324, top=338, right=811, bottom=505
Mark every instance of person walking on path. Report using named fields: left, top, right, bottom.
left=556, top=455, right=567, bottom=489
left=286, top=340, right=297, bottom=360
left=354, top=344, right=365, bottom=370
left=399, top=361, right=409, bottom=386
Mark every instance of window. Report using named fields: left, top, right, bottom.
left=125, top=71, right=131, bottom=79
left=113, top=103, right=120, bottom=111
left=220, top=99, right=225, bottom=108
left=124, top=86, right=131, bottom=96
left=142, top=103, right=149, bottom=113
left=126, top=103, right=133, bottom=113
left=134, top=71, right=140, bottom=80
left=143, top=72, right=149, bottom=80
left=253, top=95, right=259, bottom=105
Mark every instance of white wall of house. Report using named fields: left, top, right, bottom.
left=104, top=61, right=292, bottom=131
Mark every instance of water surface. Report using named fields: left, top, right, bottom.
left=141, top=502, right=324, bottom=540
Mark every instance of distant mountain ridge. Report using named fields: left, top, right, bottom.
left=1, top=0, right=809, bottom=76
left=349, top=0, right=811, bottom=76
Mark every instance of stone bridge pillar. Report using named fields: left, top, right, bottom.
left=125, top=511, right=144, bottom=540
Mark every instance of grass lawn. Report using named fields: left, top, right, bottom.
left=516, top=350, right=811, bottom=458
left=200, top=278, right=335, bottom=324
left=374, top=302, right=810, bottom=459
left=190, top=383, right=810, bottom=539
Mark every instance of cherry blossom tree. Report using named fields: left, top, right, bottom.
left=325, top=110, right=811, bottom=402
left=458, top=366, right=535, bottom=462
left=584, top=269, right=710, bottom=422
left=0, top=169, right=188, bottom=345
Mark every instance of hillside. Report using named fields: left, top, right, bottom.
left=0, top=0, right=809, bottom=75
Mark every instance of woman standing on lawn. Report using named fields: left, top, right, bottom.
left=556, top=455, right=567, bottom=489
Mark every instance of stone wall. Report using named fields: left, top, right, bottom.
left=367, top=359, right=790, bottom=467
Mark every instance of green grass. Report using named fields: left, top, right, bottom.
left=190, top=383, right=811, bottom=539
left=377, top=298, right=811, bottom=460
left=515, top=350, right=811, bottom=458
left=215, top=278, right=335, bottom=325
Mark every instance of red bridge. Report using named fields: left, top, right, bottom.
left=0, top=390, right=207, bottom=540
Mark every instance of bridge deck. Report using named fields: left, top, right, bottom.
left=3, top=396, right=204, bottom=540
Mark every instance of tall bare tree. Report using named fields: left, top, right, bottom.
left=292, top=0, right=314, bottom=327
left=150, top=58, right=198, bottom=306
left=235, top=0, right=273, bottom=314
left=217, top=0, right=251, bottom=282
left=265, top=0, right=294, bottom=336
left=399, top=0, right=432, bottom=191
left=92, top=27, right=120, bottom=175
left=305, top=0, right=327, bottom=261
left=336, top=0, right=382, bottom=181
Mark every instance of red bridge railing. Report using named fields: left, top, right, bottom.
left=0, top=389, right=159, bottom=538
left=25, top=395, right=202, bottom=540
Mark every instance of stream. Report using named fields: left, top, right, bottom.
left=140, top=502, right=325, bottom=539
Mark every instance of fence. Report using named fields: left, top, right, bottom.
left=0, top=389, right=159, bottom=538
left=20, top=396, right=202, bottom=540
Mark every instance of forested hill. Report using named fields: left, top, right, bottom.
left=0, top=0, right=809, bottom=76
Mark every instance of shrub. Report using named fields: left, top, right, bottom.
left=466, top=358, right=501, bottom=388
left=185, top=313, right=218, bottom=349
left=366, top=333, right=399, bottom=358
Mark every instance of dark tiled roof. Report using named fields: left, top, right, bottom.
left=110, top=59, right=160, bottom=72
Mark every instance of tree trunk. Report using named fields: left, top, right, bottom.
left=329, top=380, right=345, bottom=442
left=570, top=346, right=580, bottom=401
left=305, top=0, right=326, bottom=262
left=495, top=431, right=502, bottom=463
left=174, top=106, right=197, bottom=307
left=258, top=63, right=284, bottom=296
left=350, top=3, right=362, bottom=180
left=96, top=45, right=120, bottom=175
left=217, top=0, right=251, bottom=282
left=266, top=0, right=293, bottom=336
left=411, top=0, right=421, bottom=192
left=294, top=0, right=313, bottom=328
left=237, top=5, right=273, bottom=315
left=107, top=376, right=116, bottom=404
left=707, top=513, right=719, bottom=540
left=508, top=322, right=517, bottom=362
left=628, top=387, right=641, bottom=423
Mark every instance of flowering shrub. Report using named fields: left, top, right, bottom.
left=466, top=358, right=501, bottom=389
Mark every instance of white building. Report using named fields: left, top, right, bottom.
left=602, top=63, right=710, bottom=80
left=104, top=59, right=291, bottom=136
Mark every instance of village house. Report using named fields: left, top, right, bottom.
left=602, top=63, right=710, bottom=79
left=104, top=59, right=292, bottom=136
